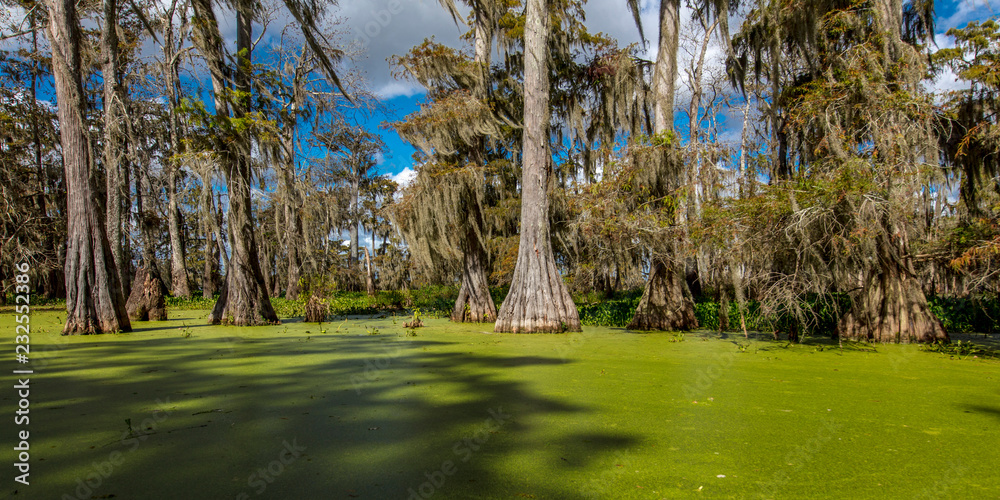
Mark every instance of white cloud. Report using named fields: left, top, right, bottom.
left=342, top=0, right=665, bottom=99
left=390, top=166, right=417, bottom=188
left=925, top=27, right=975, bottom=99
left=928, top=66, right=972, bottom=98
left=372, top=79, right=425, bottom=99
left=940, top=0, right=1000, bottom=31
left=337, top=0, right=469, bottom=98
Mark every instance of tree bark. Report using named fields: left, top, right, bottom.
left=653, top=0, right=680, bottom=133
left=166, top=184, right=190, bottom=297
left=451, top=7, right=497, bottom=324
left=628, top=258, right=698, bottom=330
left=452, top=233, right=497, bottom=323
left=101, top=0, right=131, bottom=299
left=126, top=264, right=167, bottom=321
left=718, top=286, right=730, bottom=332
left=201, top=174, right=218, bottom=299
left=285, top=201, right=302, bottom=299
left=363, top=246, right=375, bottom=296
left=349, top=164, right=360, bottom=269
left=162, top=5, right=191, bottom=299
left=837, top=225, right=947, bottom=343
left=47, top=0, right=131, bottom=334
left=206, top=1, right=279, bottom=326
left=630, top=0, right=698, bottom=331
left=270, top=204, right=282, bottom=298
left=262, top=244, right=274, bottom=297
left=494, top=0, right=580, bottom=333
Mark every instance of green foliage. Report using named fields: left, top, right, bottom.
left=408, top=285, right=461, bottom=315
left=489, top=286, right=510, bottom=309
left=933, top=20, right=1000, bottom=90
left=576, top=292, right=1000, bottom=335
left=271, top=297, right=306, bottom=319
left=164, top=295, right=218, bottom=310
left=576, top=292, right=641, bottom=327
left=160, top=286, right=1000, bottom=335
left=257, top=286, right=462, bottom=320
left=927, top=295, right=1000, bottom=334
left=920, top=339, right=998, bottom=359
left=1, top=294, right=66, bottom=308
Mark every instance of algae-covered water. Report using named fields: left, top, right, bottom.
left=2, top=309, right=999, bottom=499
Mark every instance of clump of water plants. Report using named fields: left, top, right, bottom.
left=403, top=308, right=424, bottom=329
left=305, top=294, right=328, bottom=323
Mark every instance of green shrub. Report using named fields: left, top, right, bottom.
left=577, top=295, right=641, bottom=327
left=165, top=295, right=217, bottom=310
left=271, top=297, right=305, bottom=319
left=928, top=295, right=1000, bottom=334
left=161, top=285, right=999, bottom=335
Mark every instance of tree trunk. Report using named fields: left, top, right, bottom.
left=262, top=244, right=274, bottom=298
left=101, top=0, right=131, bottom=299
left=718, top=286, right=730, bottom=332
left=191, top=0, right=227, bottom=303
left=202, top=227, right=217, bottom=298
left=837, top=227, right=947, bottom=343
left=208, top=180, right=279, bottom=327
left=282, top=150, right=302, bottom=299
left=130, top=150, right=169, bottom=321
left=653, top=0, right=680, bottom=133
left=628, top=258, right=698, bottom=330
left=161, top=0, right=191, bottom=299
left=452, top=234, right=497, bottom=323
left=494, top=0, right=580, bottom=333
left=286, top=201, right=302, bottom=300
left=166, top=185, right=190, bottom=298
left=630, top=0, right=697, bottom=331
left=363, top=246, right=375, bottom=296
left=207, top=2, right=279, bottom=326
left=349, top=167, right=359, bottom=269
left=304, top=293, right=328, bottom=323
left=201, top=176, right=218, bottom=299
left=47, top=0, right=131, bottom=334
left=452, top=5, right=496, bottom=324
left=126, top=264, right=167, bottom=321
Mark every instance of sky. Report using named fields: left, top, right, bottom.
left=2, top=0, right=997, bottom=186
left=330, top=0, right=662, bottom=186
left=325, top=0, right=999, bottom=187
left=0, top=0, right=994, bottom=254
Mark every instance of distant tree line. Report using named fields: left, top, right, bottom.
left=0, top=0, right=996, bottom=341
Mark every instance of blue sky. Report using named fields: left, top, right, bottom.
left=3, top=0, right=997, bottom=185
left=340, top=0, right=1000, bottom=185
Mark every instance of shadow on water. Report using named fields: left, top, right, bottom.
left=12, top=315, right=640, bottom=500
left=963, top=405, right=1000, bottom=423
